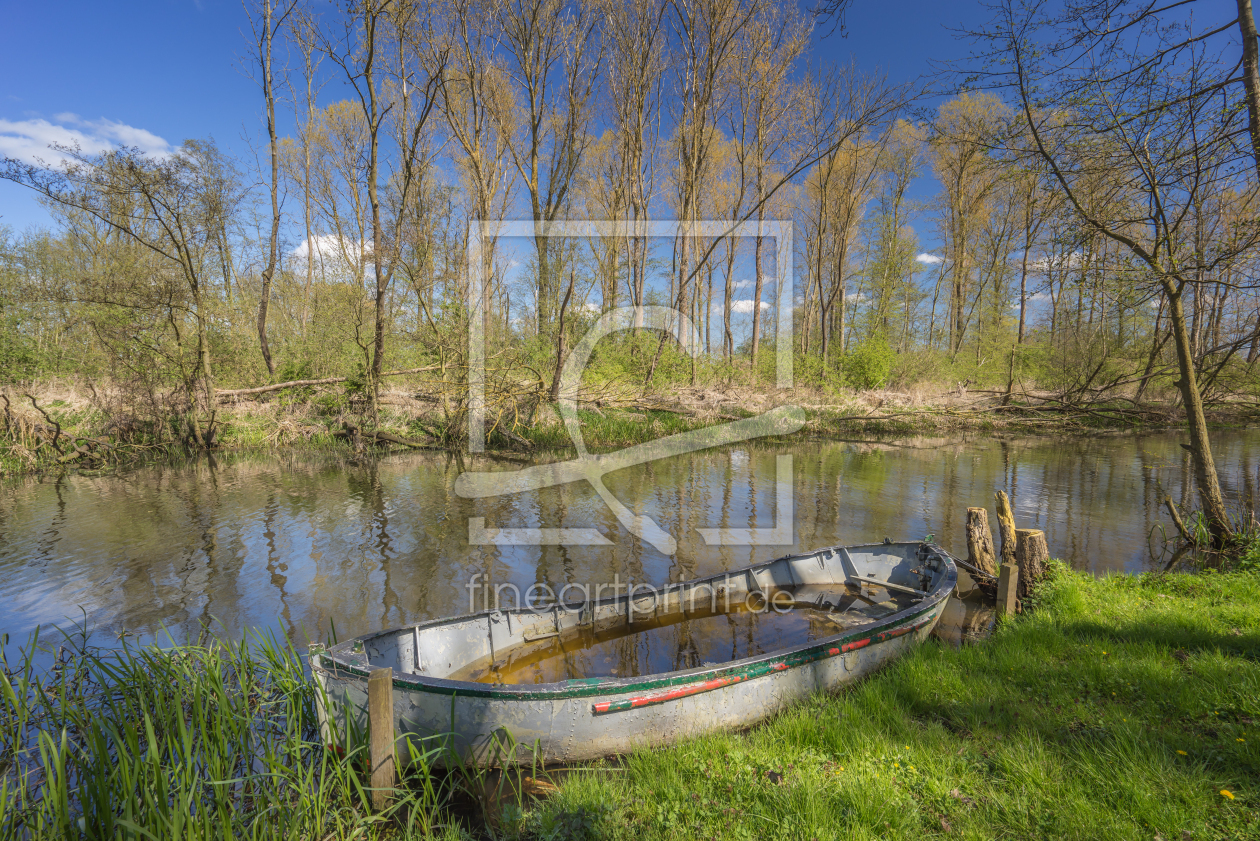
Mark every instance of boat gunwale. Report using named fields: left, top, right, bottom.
left=314, top=542, right=957, bottom=701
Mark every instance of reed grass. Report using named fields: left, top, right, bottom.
left=0, top=628, right=470, bottom=840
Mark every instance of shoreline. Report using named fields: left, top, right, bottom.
left=3, top=565, right=1256, bottom=839
left=2, top=382, right=1257, bottom=476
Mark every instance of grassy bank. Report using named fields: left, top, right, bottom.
left=3, top=566, right=1257, bottom=840
left=524, top=565, right=1260, bottom=841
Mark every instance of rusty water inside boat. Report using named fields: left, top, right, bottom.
left=448, top=584, right=925, bottom=685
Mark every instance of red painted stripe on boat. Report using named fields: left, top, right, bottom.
left=591, top=611, right=939, bottom=713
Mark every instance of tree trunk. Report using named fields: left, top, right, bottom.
left=994, top=491, right=1017, bottom=567
left=1005, top=207, right=1034, bottom=404
left=750, top=232, right=764, bottom=369
left=196, top=305, right=217, bottom=448
left=1238, top=0, right=1260, bottom=175
left=548, top=269, right=576, bottom=400
left=965, top=507, right=998, bottom=576
left=1015, top=528, right=1049, bottom=600
left=257, top=0, right=279, bottom=377
left=1162, top=280, right=1234, bottom=543
left=1135, top=294, right=1167, bottom=403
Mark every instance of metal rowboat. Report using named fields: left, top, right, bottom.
left=310, top=541, right=957, bottom=765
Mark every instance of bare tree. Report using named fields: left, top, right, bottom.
left=981, top=0, right=1260, bottom=541
left=491, top=0, right=604, bottom=398
left=285, top=4, right=326, bottom=332
left=602, top=0, right=669, bottom=326
left=243, top=0, right=298, bottom=376
left=2, top=142, right=242, bottom=447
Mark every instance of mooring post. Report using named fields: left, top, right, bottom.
left=997, top=563, right=1019, bottom=618
left=965, top=507, right=998, bottom=576
left=368, top=666, right=395, bottom=811
left=1015, top=528, right=1050, bottom=600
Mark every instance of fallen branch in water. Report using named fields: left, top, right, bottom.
left=1164, top=496, right=1194, bottom=543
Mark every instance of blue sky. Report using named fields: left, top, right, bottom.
left=0, top=0, right=986, bottom=234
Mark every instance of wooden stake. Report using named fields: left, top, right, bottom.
left=994, top=491, right=1018, bottom=567
left=368, top=666, right=395, bottom=811
left=965, top=507, right=998, bottom=576
left=1015, top=528, right=1050, bottom=600
left=997, top=563, right=1019, bottom=618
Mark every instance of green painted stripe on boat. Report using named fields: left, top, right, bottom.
left=326, top=602, right=942, bottom=700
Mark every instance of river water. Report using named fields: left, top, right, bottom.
left=1, top=428, right=1256, bottom=648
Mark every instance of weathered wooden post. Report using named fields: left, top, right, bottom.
left=997, top=562, right=1019, bottom=618
left=994, top=491, right=1018, bottom=567
left=368, top=666, right=395, bottom=811
left=1015, top=529, right=1050, bottom=600
left=965, top=508, right=998, bottom=576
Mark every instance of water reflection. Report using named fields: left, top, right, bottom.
left=931, top=569, right=996, bottom=647
left=0, top=428, right=1255, bottom=649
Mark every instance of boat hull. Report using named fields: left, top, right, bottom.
left=311, top=542, right=956, bottom=765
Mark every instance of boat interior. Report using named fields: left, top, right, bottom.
left=340, top=542, right=953, bottom=683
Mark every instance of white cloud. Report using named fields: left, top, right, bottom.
left=729, top=299, right=770, bottom=315
left=914, top=253, right=943, bottom=265
left=0, top=114, right=172, bottom=166
left=733, top=278, right=754, bottom=289
left=1028, top=252, right=1082, bottom=272
left=290, top=234, right=372, bottom=278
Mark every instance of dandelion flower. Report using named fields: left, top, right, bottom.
left=894, top=763, right=900, bottom=768
left=1177, top=750, right=1187, bottom=756
left=1238, top=738, right=1245, bottom=743
left=1220, top=790, right=1234, bottom=800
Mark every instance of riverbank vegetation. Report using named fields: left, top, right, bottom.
left=1, top=1, right=1258, bottom=535
left=2, top=563, right=1256, bottom=840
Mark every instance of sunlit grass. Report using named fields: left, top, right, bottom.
left=4, top=567, right=1256, bottom=840
left=529, top=565, right=1260, bottom=840
left=0, top=629, right=470, bottom=840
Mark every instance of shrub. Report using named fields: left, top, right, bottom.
left=842, top=337, right=895, bottom=390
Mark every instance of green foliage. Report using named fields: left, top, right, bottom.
left=792, top=351, right=845, bottom=394
left=841, top=336, right=896, bottom=390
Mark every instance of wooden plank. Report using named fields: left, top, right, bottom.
left=997, top=563, right=1019, bottom=618
left=856, top=576, right=925, bottom=597
left=368, top=667, right=395, bottom=811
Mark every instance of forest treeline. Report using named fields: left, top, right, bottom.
left=1, top=0, right=1258, bottom=537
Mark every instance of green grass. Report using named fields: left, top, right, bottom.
left=0, top=628, right=469, bottom=840
left=516, top=409, right=734, bottom=452
left=524, top=565, right=1260, bottom=840
left=3, top=568, right=1257, bottom=840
